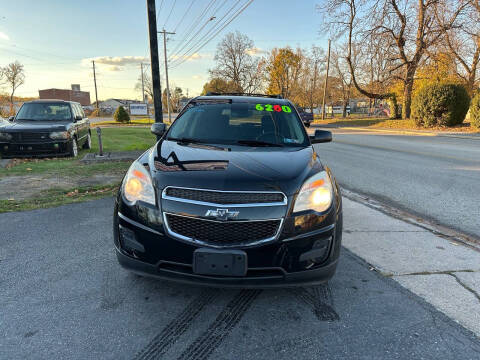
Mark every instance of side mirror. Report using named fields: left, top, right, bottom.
left=8, top=116, right=14, bottom=122
left=151, top=122, right=166, bottom=137
left=74, top=115, right=82, bottom=121
left=310, top=130, right=332, bottom=144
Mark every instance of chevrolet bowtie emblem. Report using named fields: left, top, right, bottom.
left=205, top=208, right=239, bottom=221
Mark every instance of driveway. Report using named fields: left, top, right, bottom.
left=2, top=198, right=479, bottom=359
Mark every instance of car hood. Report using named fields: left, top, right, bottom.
left=2, top=120, right=69, bottom=132
left=147, top=140, right=324, bottom=196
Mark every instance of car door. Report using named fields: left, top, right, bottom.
left=77, top=104, right=89, bottom=140
left=73, top=104, right=87, bottom=140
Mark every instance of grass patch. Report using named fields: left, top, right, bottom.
left=0, top=184, right=119, bottom=213
left=96, top=118, right=172, bottom=127
left=0, top=127, right=155, bottom=177
left=313, top=116, right=479, bottom=132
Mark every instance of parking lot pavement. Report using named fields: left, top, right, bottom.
left=2, top=198, right=480, bottom=359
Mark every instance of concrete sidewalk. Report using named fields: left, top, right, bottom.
left=342, top=195, right=480, bottom=337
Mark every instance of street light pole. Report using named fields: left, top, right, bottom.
left=146, top=0, right=163, bottom=124
left=158, top=29, right=175, bottom=123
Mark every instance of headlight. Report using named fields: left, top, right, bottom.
left=293, top=171, right=333, bottom=213
left=0, top=132, right=12, bottom=141
left=50, top=131, right=70, bottom=140
left=122, top=161, right=156, bottom=205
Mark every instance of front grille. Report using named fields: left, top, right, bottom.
left=165, top=214, right=281, bottom=246
left=164, top=187, right=285, bottom=205
left=12, top=132, right=51, bottom=142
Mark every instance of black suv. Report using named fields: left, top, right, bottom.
left=113, top=94, right=342, bottom=287
left=0, top=99, right=91, bottom=158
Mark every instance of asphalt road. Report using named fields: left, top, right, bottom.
left=2, top=199, right=480, bottom=359
left=315, top=130, right=480, bottom=238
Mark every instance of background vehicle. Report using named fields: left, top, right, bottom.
left=0, top=100, right=91, bottom=158
left=296, top=106, right=314, bottom=127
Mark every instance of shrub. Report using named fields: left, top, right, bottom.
left=114, top=106, right=130, bottom=123
left=387, top=95, right=400, bottom=119
left=411, top=83, right=470, bottom=127
left=470, top=93, right=480, bottom=129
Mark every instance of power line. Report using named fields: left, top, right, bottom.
left=156, top=0, right=165, bottom=20
left=169, top=0, right=240, bottom=64
left=171, top=0, right=253, bottom=68
left=169, top=0, right=217, bottom=55
left=169, top=15, right=217, bottom=62
left=173, top=0, right=196, bottom=33
left=163, top=0, right=178, bottom=28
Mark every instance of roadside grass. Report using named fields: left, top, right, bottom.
left=0, top=184, right=119, bottom=213
left=0, top=127, right=154, bottom=177
left=95, top=117, right=154, bottom=126
left=313, top=116, right=478, bottom=132
left=96, top=118, right=172, bottom=127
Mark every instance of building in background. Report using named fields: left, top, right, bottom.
left=38, top=85, right=91, bottom=106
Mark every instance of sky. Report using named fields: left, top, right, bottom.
left=0, top=0, right=328, bottom=101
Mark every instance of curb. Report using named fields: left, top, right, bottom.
left=334, top=126, right=480, bottom=140
left=342, top=188, right=480, bottom=251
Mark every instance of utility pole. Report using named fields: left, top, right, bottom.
left=92, top=60, right=99, bottom=110
left=146, top=0, right=163, bottom=124
left=159, top=29, right=175, bottom=122
left=321, top=39, right=331, bottom=120
left=140, top=63, right=145, bottom=103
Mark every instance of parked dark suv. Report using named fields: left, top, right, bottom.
left=0, top=99, right=91, bottom=158
left=113, top=94, right=342, bottom=287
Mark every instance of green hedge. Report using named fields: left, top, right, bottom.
left=470, top=93, right=480, bottom=129
left=412, top=83, right=470, bottom=127
left=114, top=106, right=130, bottom=123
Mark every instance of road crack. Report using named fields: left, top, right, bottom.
left=449, top=273, right=480, bottom=304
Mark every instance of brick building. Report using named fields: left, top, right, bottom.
left=39, top=85, right=91, bottom=106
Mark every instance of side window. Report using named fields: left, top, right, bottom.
left=73, top=104, right=83, bottom=119
left=71, top=104, right=79, bottom=118
left=78, top=105, right=85, bottom=118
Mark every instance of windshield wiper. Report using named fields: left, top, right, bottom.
left=236, top=140, right=283, bottom=147
left=167, top=137, right=205, bottom=145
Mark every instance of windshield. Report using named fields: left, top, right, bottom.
left=167, top=101, right=309, bottom=147
left=16, top=103, right=72, bottom=121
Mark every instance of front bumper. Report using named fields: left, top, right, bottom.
left=0, top=141, right=70, bottom=158
left=116, top=247, right=338, bottom=288
left=114, top=197, right=343, bottom=288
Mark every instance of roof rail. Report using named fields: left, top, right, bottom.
left=205, top=92, right=283, bottom=99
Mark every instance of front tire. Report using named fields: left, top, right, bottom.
left=83, top=132, right=92, bottom=149
left=69, top=138, right=78, bottom=157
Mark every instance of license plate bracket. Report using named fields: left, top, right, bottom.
left=193, top=248, right=247, bottom=277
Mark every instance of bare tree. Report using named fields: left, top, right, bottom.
left=436, top=0, right=480, bottom=93
left=318, top=0, right=468, bottom=119
left=209, top=31, right=264, bottom=94
left=296, top=46, right=325, bottom=112
left=135, top=70, right=154, bottom=101
left=331, top=44, right=356, bottom=117
left=3, top=61, right=25, bottom=105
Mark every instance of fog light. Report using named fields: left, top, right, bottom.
left=119, top=225, right=144, bottom=252
left=299, top=238, right=331, bottom=267
left=3, top=146, right=8, bottom=151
